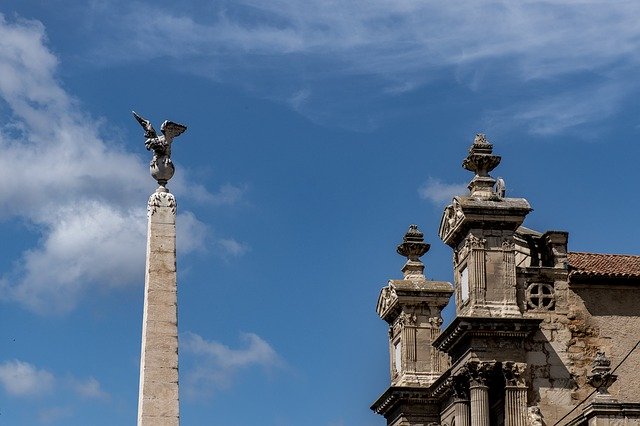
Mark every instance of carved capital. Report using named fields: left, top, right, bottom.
left=398, top=311, right=417, bottom=326
left=428, top=316, right=443, bottom=328
left=502, top=361, right=527, bottom=387
left=466, top=233, right=486, bottom=250
left=451, top=368, right=470, bottom=400
left=466, top=360, right=495, bottom=387
left=501, top=239, right=515, bottom=251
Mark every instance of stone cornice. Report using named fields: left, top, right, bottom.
left=433, top=316, right=542, bottom=354
left=370, top=386, right=438, bottom=416
left=376, top=279, right=453, bottom=322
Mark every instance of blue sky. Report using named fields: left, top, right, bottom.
left=0, top=1, right=639, bottom=425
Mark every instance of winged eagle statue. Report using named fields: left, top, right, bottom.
left=133, top=111, right=187, bottom=187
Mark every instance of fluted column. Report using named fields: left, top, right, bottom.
left=470, top=384, right=489, bottom=426
left=454, top=399, right=471, bottom=426
left=505, top=386, right=527, bottom=426
left=137, top=189, right=179, bottom=426
left=504, top=362, right=527, bottom=426
left=468, top=361, right=493, bottom=426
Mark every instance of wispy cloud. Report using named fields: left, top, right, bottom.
left=182, top=331, right=283, bottom=398
left=0, top=14, right=246, bottom=315
left=0, top=360, right=54, bottom=397
left=78, top=1, right=640, bottom=132
left=418, top=177, right=467, bottom=205
left=216, top=238, right=250, bottom=258
left=487, top=79, right=631, bottom=136
left=68, top=376, right=109, bottom=400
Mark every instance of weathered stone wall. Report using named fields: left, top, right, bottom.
left=567, top=283, right=640, bottom=403
left=520, top=277, right=640, bottom=425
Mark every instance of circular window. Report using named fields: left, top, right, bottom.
left=526, top=283, right=555, bottom=310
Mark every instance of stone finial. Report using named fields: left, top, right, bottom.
left=586, top=351, right=617, bottom=400
left=462, top=134, right=502, bottom=198
left=397, top=224, right=430, bottom=279
left=133, top=111, right=187, bottom=189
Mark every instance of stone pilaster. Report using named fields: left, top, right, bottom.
left=137, top=189, right=179, bottom=426
left=503, top=362, right=527, bottom=426
left=468, top=361, right=493, bottom=426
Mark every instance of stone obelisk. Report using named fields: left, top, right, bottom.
left=134, top=112, right=187, bottom=426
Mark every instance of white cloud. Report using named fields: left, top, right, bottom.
left=210, top=183, right=248, bottom=206
left=83, top=1, right=640, bottom=132
left=0, top=14, right=246, bottom=314
left=418, top=177, right=467, bottom=205
left=0, top=358, right=109, bottom=408
left=0, top=360, right=54, bottom=397
left=216, top=238, right=250, bottom=258
left=182, top=332, right=283, bottom=397
left=69, top=376, right=108, bottom=400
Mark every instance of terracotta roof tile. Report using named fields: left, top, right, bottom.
left=568, top=252, right=640, bottom=280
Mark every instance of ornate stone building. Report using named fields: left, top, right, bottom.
left=371, top=135, right=640, bottom=426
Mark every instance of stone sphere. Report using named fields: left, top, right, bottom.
left=151, top=156, right=175, bottom=184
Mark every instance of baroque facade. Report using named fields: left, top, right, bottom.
left=372, top=135, right=640, bottom=426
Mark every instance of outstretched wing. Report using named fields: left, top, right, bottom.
left=161, top=121, right=187, bottom=139
left=132, top=111, right=157, bottom=139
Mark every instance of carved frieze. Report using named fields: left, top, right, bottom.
left=148, top=190, right=177, bottom=216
